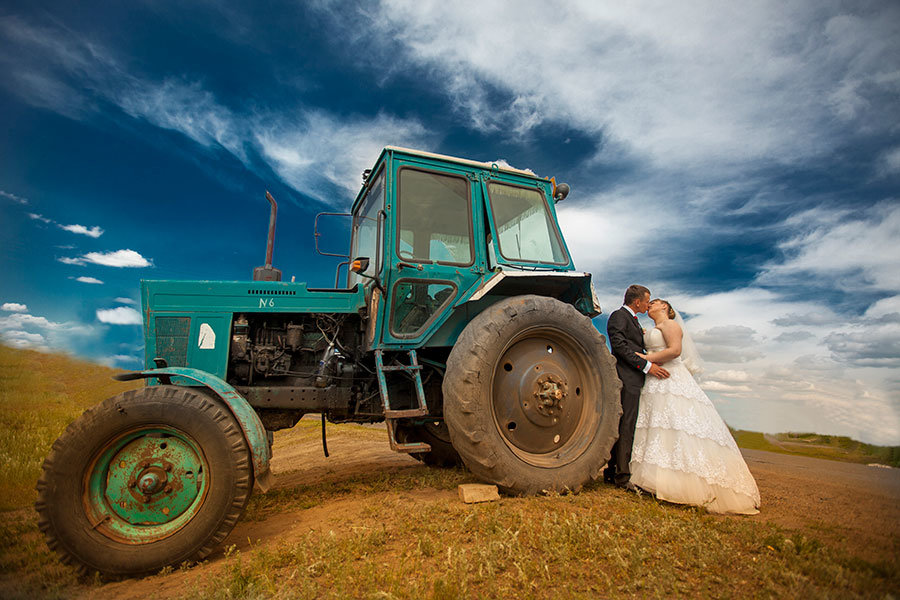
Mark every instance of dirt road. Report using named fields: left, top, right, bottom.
left=742, top=449, right=900, bottom=562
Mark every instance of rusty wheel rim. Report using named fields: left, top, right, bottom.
left=83, top=426, right=210, bottom=544
left=491, top=326, right=599, bottom=468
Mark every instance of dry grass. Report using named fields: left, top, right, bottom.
left=0, top=345, right=141, bottom=511
left=183, top=480, right=898, bottom=600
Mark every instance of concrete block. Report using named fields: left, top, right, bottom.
left=458, top=483, right=500, bottom=504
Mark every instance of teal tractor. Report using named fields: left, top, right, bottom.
left=36, top=147, right=621, bottom=576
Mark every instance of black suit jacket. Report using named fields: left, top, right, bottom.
left=607, top=307, right=648, bottom=392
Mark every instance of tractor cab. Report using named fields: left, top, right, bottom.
left=338, top=147, right=597, bottom=351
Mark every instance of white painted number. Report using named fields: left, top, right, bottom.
left=259, top=298, right=275, bottom=308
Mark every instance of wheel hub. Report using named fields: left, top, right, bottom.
left=533, top=374, right=568, bottom=417
left=493, top=332, right=587, bottom=455
left=137, top=467, right=167, bottom=496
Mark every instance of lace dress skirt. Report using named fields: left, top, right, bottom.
left=629, top=356, right=760, bottom=515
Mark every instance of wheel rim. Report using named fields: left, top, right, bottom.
left=491, top=326, right=600, bottom=467
left=83, top=426, right=209, bottom=544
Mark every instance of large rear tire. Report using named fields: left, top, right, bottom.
left=35, top=385, right=253, bottom=576
left=443, top=295, right=621, bottom=495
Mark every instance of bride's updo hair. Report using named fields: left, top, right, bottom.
left=653, top=299, right=676, bottom=320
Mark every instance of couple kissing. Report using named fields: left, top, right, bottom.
left=604, top=284, right=760, bottom=514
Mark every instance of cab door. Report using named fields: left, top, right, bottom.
left=380, top=160, right=485, bottom=347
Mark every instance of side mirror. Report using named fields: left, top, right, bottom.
left=350, top=257, right=370, bottom=274
left=553, top=183, right=570, bottom=203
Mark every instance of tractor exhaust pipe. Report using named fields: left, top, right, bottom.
left=252, top=190, right=282, bottom=282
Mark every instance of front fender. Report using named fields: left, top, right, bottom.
left=115, top=367, right=272, bottom=492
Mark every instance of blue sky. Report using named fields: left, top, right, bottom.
left=1, top=1, right=898, bottom=444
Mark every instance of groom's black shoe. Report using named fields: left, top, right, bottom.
left=616, top=481, right=640, bottom=494
left=603, top=467, right=616, bottom=484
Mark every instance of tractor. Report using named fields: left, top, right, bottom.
left=36, top=146, right=621, bottom=576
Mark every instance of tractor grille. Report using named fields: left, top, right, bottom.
left=155, top=317, right=190, bottom=367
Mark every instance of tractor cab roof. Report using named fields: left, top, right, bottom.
left=352, top=147, right=548, bottom=213
left=383, top=146, right=541, bottom=178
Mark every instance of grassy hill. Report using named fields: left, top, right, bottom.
left=731, top=429, right=900, bottom=468
left=0, top=344, right=142, bottom=511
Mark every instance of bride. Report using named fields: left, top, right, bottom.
left=630, top=299, right=760, bottom=514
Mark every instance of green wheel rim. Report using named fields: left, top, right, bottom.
left=84, top=426, right=210, bottom=544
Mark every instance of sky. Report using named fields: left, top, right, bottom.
left=1, top=1, right=899, bottom=444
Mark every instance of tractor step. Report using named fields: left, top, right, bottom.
left=374, top=350, right=429, bottom=414
left=384, top=408, right=428, bottom=418
left=385, top=419, right=431, bottom=454
left=375, top=350, right=431, bottom=454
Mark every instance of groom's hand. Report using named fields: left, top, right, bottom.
left=648, top=363, right=670, bottom=379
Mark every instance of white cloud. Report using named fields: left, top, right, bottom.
left=96, top=306, right=142, bottom=325
left=59, top=249, right=152, bottom=268
left=74, top=276, right=104, bottom=284
left=363, top=0, right=900, bottom=175
left=1, top=303, right=28, bottom=312
left=98, top=354, right=142, bottom=367
left=60, top=223, right=104, bottom=238
left=700, top=381, right=752, bottom=394
left=114, top=297, right=137, bottom=305
left=255, top=111, right=434, bottom=202
left=0, top=313, right=61, bottom=330
left=645, top=286, right=900, bottom=444
left=1, top=330, right=47, bottom=349
left=758, top=203, right=900, bottom=293
left=0, top=311, right=95, bottom=352
left=0, top=190, right=29, bottom=204
left=704, top=370, right=750, bottom=383
left=878, top=146, right=900, bottom=177
left=28, top=213, right=52, bottom=224
left=825, top=323, right=900, bottom=369
left=117, top=79, right=248, bottom=160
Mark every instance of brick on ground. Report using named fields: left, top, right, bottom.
left=458, top=483, right=500, bottom=504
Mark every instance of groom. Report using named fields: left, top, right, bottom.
left=605, top=284, right=670, bottom=489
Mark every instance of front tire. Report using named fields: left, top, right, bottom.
left=443, top=295, right=621, bottom=495
left=35, top=385, right=253, bottom=576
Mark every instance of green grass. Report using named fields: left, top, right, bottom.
left=731, top=429, right=900, bottom=467
left=0, top=344, right=142, bottom=511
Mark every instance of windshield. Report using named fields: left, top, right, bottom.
left=349, top=169, right=384, bottom=285
left=487, top=182, right=568, bottom=265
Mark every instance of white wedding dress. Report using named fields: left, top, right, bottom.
left=630, top=327, right=760, bottom=514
